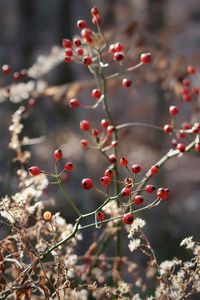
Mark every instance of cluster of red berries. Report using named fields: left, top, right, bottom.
left=1, top=64, right=27, bottom=81
left=29, top=149, right=74, bottom=177
left=180, top=66, right=199, bottom=102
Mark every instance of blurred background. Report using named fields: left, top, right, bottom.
left=0, top=0, right=200, bottom=296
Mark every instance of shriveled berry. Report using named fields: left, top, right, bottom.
left=69, top=98, right=79, bottom=108
left=43, top=211, right=52, bottom=222
left=81, top=178, right=93, bottom=190
left=177, top=130, right=186, bottom=139
left=140, top=52, right=151, bottom=64
left=100, top=176, right=111, bottom=186
left=121, top=187, right=131, bottom=197
left=75, top=47, right=84, bottom=56
left=64, top=162, right=74, bottom=171
left=182, top=79, right=190, bottom=86
left=54, top=149, right=63, bottom=160
left=73, top=38, right=81, bottom=47
left=176, top=143, right=186, bottom=152
left=80, top=120, right=90, bottom=131
left=150, top=165, right=159, bottom=175
left=131, top=164, right=142, bottom=174
left=122, top=213, right=134, bottom=224
left=192, top=87, right=199, bottom=95
left=145, top=184, right=156, bottom=193
left=120, top=157, right=128, bottom=166
left=96, top=211, right=105, bottom=222
left=134, top=195, right=144, bottom=205
left=92, top=15, right=101, bottom=25
left=111, top=140, right=118, bottom=147
left=192, top=122, right=200, bottom=134
left=29, top=166, right=41, bottom=176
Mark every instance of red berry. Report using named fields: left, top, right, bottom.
left=64, top=162, right=74, bottom=171
left=109, top=154, right=117, bottom=163
left=121, top=187, right=131, bottom=197
left=29, top=166, right=41, bottom=176
left=91, top=7, right=99, bottom=16
left=181, top=87, right=190, bottom=95
left=13, top=72, right=21, bottom=80
left=124, top=177, right=133, bottom=187
left=113, top=52, right=124, bottom=61
left=107, top=125, right=115, bottom=135
left=92, top=15, right=101, bottom=25
left=62, top=39, right=72, bottom=48
left=77, top=20, right=87, bottom=29
left=182, top=122, right=191, bottom=130
left=81, top=178, right=93, bottom=190
left=65, top=48, right=73, bottom=56
left=140, top=53, right=151, bottom=64
left=91, top=89, right=102, bottom=100
left=192, top=87, right=199, bottom=95
left=192, top=122, right=200, bottom=134
left=131, top=164, right=142, bottom=174
left=195, top=143, right=200, bottom=153
left=150, top=165, right=159, bottom=175
left=81, top=28, right=92, bottom=38
left=182, top=79, right=190, bottom=86
left=169, top=105, right=179, bottom=116
left=73, top=38, right=81, bottom=47
left=122, top=213, right=134, bottom=225
left=65, top=56, right=72, bottom=64
left=28, top=98, right=36, bottom=109
left=114, top=42, right=124, bottom=52
left=187, top=65, right=196, bottom=75
left=91, top=128, right=99, bottom=137
left=75, top=47, right=84, bottom=56
left=80, top=139, right=89, bottom=148
left=69, top=98, right=79, bottom=108
left=2, top=64, right=11, bottom=75
left=83, top=56, right=92, bottom=65
left=80, top=120, right=90, bottom=131
left=109, top=44, right=116, bottom=53
left=134, top=195, right=144, bottom=205
left=122, top=78, right=132, bottom=88
left=177, top=130, right=186, bottom=139
left=183, top=94, right=191, bottom=102
left=111, top=140, right=118, bottom=147
left=96, top=211, right=105, bottom=222
left=145, top=184, right=156, bottom=193
left=120, top=156, right=128, bottom=166
left=176, top=143, right=186, bottom=152
left=54, top=149, right=63, bottom=160
left=101, top=119, right=110, bottom=129
left=157, top=188, right=169, bottom=200
left=104, top=169, right=113, bottom=178
left=100, top=176, right=111, bottom=186
left=164, top=124, right=172, bottom=134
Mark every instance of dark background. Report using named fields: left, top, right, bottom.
left=0, top=0, right=200, bottom=296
